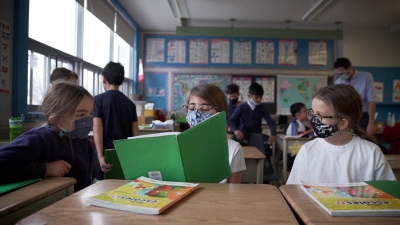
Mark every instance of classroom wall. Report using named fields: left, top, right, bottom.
left=0, top=0, right=14, bottom=140
left=343, top=26, right=400, bottom=67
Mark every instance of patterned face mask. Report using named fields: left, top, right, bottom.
left=310, top=116, right=339, bottom=138
left=186, top=110, right=212, bottom=127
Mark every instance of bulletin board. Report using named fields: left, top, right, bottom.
left=143, top=73, right=167, bottom=112
left=144, top=35, right=334, bottom=69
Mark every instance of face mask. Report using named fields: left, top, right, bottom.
left=228, top=98, right=239, bottom=105
left=59, top=117, right=93, bottom=139
left=310, top=116, right=339, bottom=138
left=249, top=99, right=261, bottom=106
left=186, top=110, right=212, bottom=127
left=339, top=74, right=350, bottom=80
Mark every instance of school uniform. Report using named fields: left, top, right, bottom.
left=0, top=125, right=94, bottom=192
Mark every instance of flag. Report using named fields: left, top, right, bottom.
left=138, top=58, right=144, bottom=82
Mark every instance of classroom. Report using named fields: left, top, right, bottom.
left=1, top=0, right=400, bottom=224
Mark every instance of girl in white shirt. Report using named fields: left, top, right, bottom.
left=287, top=84, right=395, bottom=184
left=183, top=84, right=246, bottom=183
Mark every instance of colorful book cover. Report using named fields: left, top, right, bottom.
left=86, top=176, right=199, bottom=215
left=301, top=181, right=400, bottom=216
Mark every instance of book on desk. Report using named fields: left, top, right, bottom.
left=300, top=180, right=400, bottom=217
left=86, top=176, right=199, bottom=215
left=112, top=112, right=231, bottom=183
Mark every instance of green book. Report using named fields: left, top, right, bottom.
left=0, top=178, right=41, bottom=195
left=364, top=180, right=400, bottom=199
left=104, top=149, right=125, bottom=180
left=113, top=112, right=231, bottom=183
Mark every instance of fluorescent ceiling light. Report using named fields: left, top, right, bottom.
left=168, top=0, right=189, bottom=18
left=302, top=0, right=342, bottom=21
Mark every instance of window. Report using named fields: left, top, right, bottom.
left=27, top=0, right=135, bottom=107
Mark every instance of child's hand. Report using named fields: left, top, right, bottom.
left=99, top=156, right=113, bottom=173
left=45, top=160, right=71, bottom=177
left=268, top=135, right=277, bottom=144
left=234, top=130, right=244, bottom=140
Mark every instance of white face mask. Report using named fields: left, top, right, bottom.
left=339, top=74, right=350, bottom=80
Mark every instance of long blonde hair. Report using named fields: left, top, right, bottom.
left=40, top=81, right=92, bottom=125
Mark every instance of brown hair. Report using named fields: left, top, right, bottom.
left=185, top=84, right=228, bottom=116
left=313, top=84, right=376, bottom=144
left=40, top=81, right=92, bottom=124
left=50, top=67, right=78, bottom=83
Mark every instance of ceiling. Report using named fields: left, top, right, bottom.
left=117, top=0, right=400, bottom=32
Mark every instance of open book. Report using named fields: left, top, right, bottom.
left=300, top=181, right=400, bottom=216
left=86, top=176, right=199, bottom=215
left=113, top=112, right=231, bottom=183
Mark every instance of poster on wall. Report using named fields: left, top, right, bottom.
left=255, top=77, right=275, bottom=103
left=173, top=74, right=231, bottom=113
left=232, top=76, right=252, bottom=102
left=146, top=38, right=165, bottom=62
left=211, top=38, right=230, bottom=64
left=167, top=39, right=186, bottom=63
left=308, top=41, right=327, bottom=66
left=255, top=40, right=274, bottom=64
left=277, top=75, right=327, bottom=115
left=0, top=19, right=10, bottom=93
left=232, top=39, right=252, bottom=64
left=393, top=79, right=400, bottom=102
left=278, top=40, right=297, bottom=65
left=189, top=39, right=208, bottom=64
left=374, top=82, right=384, bottom=102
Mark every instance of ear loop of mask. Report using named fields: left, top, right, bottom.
left=337, top=118, right=356, bottom=136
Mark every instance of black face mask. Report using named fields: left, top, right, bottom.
left=228, top=98, right=239, bottom=105
left=310, top=116, right=339, bottom=138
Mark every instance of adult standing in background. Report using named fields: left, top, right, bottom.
left=333, top=57, right=376, bottom=135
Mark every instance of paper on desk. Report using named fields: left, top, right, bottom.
left=151, top=119, right=174, bottom=130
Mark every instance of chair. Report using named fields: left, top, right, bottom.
left=245, top=133, right=282, bottom=185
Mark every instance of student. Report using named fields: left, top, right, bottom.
left=183, top=84, right=246, bottom=183
left=284, top=102, right=310, bottom=135
left=93, top=62, right=140, bottom=180
left=228, top=82, right=277, bottom=144
left=0, top=82, right=94, bottom=192
left=287, top=84, right=396, bottom=184
left=333, top=57, right=376, bottom=135
left=225, top=83, right=242, bottom=118
left=50, top=67, right=79, bottom=84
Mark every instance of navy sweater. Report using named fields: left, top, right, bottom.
left=228, top=102, right=276, bottom=135
left=0, top=125, right=94, bottom=192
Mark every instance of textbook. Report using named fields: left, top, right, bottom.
left=104, top=149, right=125, bottom=180
left=113, top=111, right=231, bottom=183
left=0, top=178, right=41, bottom=194
left=300, top=181, right=400, bottom=217
left=86, top=176, right=199, bottom=215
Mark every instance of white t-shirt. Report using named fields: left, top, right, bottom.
left=220, top=138, right=246, bottom=183
left=285, top=119, right=306, bottom=135
left=287, top=136, right=396, bottom=185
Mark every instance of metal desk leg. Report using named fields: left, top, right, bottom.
left=256, top=159, right=264, bottom=184
left=282, top=139, right=288, bottom=184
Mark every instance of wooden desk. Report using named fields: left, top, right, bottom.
left=242, top=146, right=265, bottom=184
left=17, top=180, right=298, bottom=224
left=386, top=155, right=400, bottom=180
left=280, top=185, right=400, bottom=224
left=276, top=134, right=314, bottom=184
left=0, top=177, right=76, bottom=225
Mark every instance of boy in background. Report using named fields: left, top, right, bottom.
left=92, top=62, right=140, bottom=180
left=285, top=102, right=310, bottom=135
left=228, top=82, right=277, bottom=145
left=225, top=84, right=242, bottom=137
left=50, top=67, right=79, bottom=84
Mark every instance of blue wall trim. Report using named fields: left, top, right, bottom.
left=12, top=0, right=29, bottom=117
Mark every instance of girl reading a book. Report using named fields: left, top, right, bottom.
left=0, top=82, right=94, bottom=192
left=287, top=84, right=396, bottom=184
left=183, top=84, right=246, bottom=183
